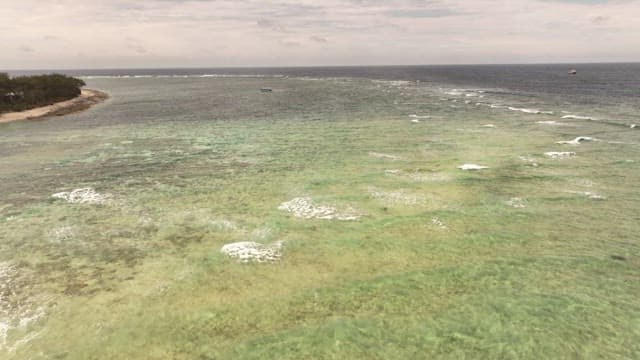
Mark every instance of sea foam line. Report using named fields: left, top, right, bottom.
left=82, top=74, right=285, bottom=79
left=507, top=107, right=553, bottom=115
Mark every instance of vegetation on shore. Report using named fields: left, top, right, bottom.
left=0, top=73, right=85, bottom=114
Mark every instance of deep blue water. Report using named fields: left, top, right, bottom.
left=6, top=63, right=640, bottom=123
left=8, top=63, right=640, bottom=100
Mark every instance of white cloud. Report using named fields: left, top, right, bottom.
left=0, top=0, right=639, bottom=69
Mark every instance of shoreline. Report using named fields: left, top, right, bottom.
left=0, top=89, right=109, bottom=124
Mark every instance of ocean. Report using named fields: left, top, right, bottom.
left=11, top=63, right=640, bottom=121
left=1, top=64, right=639, bottom=358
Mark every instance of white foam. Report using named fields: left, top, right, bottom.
left=386, top=170, right=452, bottom=182
left=556, top=136, right=598, bottom=145
left=509, top=107, right=554, bottom=115
left=481, top=124, right=495, bottom=128
left=368, top=187, right=424, bottom=205
left=431, top=217, right=447, bottom=229
left=458, top=164, right=489, bottom=170
left=506, top=197, right=526, bottom=208
left=544, top=151, right=576, bottom=159
left=221, top=241, right=283, bottom=263
left=251, top=227, right=273, bottom=241
left=210, top=219, right=237, bottom=231
left=0, top=262, right=48, bottom=351
left=408, top=114, right=430, bottom=119
left=373, top=80, right=413, bottom=87
left=49, top=226, right=75, bottom=242
left=519, top=155, right=539, bottom=167
left=51, top=188, right=110, bottom=205
left=407, top=172, right=452, bottom=182
left=508, top=107, right=541, bottom=114
left=567, top=191, right=606, bottom=200
left=81, top=74, right=284, bottom=79
left=561, top=115, right=595, bottom=120
left=369, top=152, right=402, bottom=160
left=536, top=120, right=568, bottom=126
left=278, top=197, right=361, bottom=220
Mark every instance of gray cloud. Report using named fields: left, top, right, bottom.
left=591, top=15, right=610, bottom=24
left=385, top=8, right=458, bottom=18
left=279, top=39, right=302, bottom=47
left=126, top=38, right=148, bottom=54
left=255, top=3, right=324, bottom=18
left=257, top=18, right=287, bottom=32
left=310, top=35, right=328, bottom=43
left=541, top=0, right=610, bottom=4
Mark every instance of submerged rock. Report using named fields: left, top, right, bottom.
left=51, top=187, right=110, bottom=204
left=220, top=241, right=283, bottom=263
left=457, top=164, right=489, bottom=171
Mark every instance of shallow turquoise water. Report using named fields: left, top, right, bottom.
left=0, top=72, right=639, bottom=358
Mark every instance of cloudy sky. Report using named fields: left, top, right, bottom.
left=1, top=0, right=639, bottom=69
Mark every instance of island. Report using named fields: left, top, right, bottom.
left=0, top=73, right=108, bottom=123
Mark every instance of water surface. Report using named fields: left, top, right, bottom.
left=1, top=65, right=639, bottom=359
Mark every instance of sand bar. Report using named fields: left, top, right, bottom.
left=0, top=89, right=108, bottom=124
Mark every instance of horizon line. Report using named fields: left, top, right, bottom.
left=3, top=61, right=640, bottom=72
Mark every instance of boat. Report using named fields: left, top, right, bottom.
left=568, top=69, right=577, bottom=75
left=260, top=87, right=273, bottom=92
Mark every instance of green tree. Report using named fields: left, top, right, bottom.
left=0, top=73, right=86, bottom=114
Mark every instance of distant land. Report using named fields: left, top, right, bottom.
left=0, top=73, right=107, bottom=123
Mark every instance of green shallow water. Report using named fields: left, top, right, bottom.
left=0, top=76, right=639, bottom=359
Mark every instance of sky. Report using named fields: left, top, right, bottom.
left=1, top=0, right=639, bottom=69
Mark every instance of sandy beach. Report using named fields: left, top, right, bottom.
left=0, top=89, right=108, bottom=124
